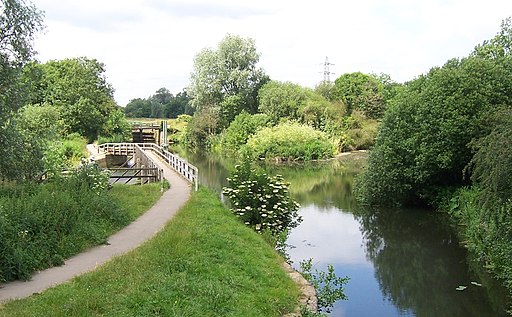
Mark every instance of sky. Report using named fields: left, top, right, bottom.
left=31, top=0, right=512, bottom=106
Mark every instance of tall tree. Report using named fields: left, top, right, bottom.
left=188, top=34, right=268, bottom=128
left=331, top=72, right=386, bottom=119
left=152, top=87, right=173, bottom=105
left=21, top=57, right=118, bottom=141
left=0, top=0, right=44, bottom=180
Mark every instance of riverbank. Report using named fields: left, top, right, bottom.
left=0, top=187, right=299, bottom=316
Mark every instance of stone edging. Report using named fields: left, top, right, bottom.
left=282, top=262, right=318, bottom=316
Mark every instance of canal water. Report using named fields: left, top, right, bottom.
left=178, top=150, right=510, bottom=316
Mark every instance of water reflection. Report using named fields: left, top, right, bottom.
left=265, top=154, right=366, bottom=211
left=354, top=207, right=509, bottom=317
left=176, top=149, right=510, bottom=316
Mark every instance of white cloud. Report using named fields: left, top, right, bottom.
left=31, top=0, right=512, bottom=105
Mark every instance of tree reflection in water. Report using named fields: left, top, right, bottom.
left=354, top=207, right=509, bottom=317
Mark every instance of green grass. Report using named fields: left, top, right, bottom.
left=0, top=179, right=163, bottom=283
left=109, top=183, right=163, bottom=220
left=0, top=187, right=299, bottom=317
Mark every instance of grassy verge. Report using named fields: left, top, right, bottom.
left=109, top=183, right=163, bottom=220
left=0, top=187, right=299, bottom=317
left=0, top=179, right=163, bottom=283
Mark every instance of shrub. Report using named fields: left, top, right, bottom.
left=331, top=72, right=387, bottom=119
left=43, top=133, right=88, bottom=173
left=181, top=107, right=220, bottom=149
left=467, top=106, right=512, bottom=209
left=340, top=111, right=379, bottom=151
left=258, top=81, right=307, bottom=123
left=0, top=164, right=128, bottom=282
left=222, top=162, right=302, bottom=238
left=244, top=122, right=334, bottom=161
left=217, top=112, right=270, bottom=155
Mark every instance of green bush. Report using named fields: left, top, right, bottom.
left=244, top=122, right=334, bottom=161
left=44, top=133, right=88, bottom=172
left=0, top=164, right=128, bottom=282
left=222, top=162, right=302, bottom=237
left=331, top=72, right=387, bottom=119
left=216, top=111, right=270, bottom=155
left=468, top=106, right=512, bottom=208
left=340, top=111, right=379, bottom=151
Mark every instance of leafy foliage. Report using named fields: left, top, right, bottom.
left=244, top=122, right=334, bottom=161
left=99, top=108, right=131, bottom=142
left=0, top=164, right=127, bottom=282
left=258, top=80, right=344, bottom=133
left=43, top=133, right=88, bottom=173
left=189, top=34, right=267, bottom=113
left=258, top=81, right=307, bottom=123
left=0, top=0, right=44, bottom=180
left=222, top=162, right=301, bottom=237
left=331, top=72, right=387, bottom=119
left=357, top=56, right=512, bottom=206
left=340, top=110, right=379, bottom=151
left=473, top=17, right=512, bottom=59
left=20, top=57, right=119, bottom=141
left=124, top=88, right=192, bottom=118
left=216, top=111, right=270, bottom=155
left=468, top=105, right=512, bottom=209
left=299, top=258, right=349, bottom=314
left=181, top=106, right=220, bottom=149
left=446, top=187, right=512, bottom=300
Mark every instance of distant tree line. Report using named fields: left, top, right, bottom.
left=123, top=88, right=193, bottom=118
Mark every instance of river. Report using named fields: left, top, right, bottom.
left=177, top=149, right=510, bottom=316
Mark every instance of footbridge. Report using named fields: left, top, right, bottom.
left=91, top=143, right=198, bottom=191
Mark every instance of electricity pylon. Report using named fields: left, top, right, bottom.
left=322, top=56, right=335, bottom=83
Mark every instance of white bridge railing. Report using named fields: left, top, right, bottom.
left=97, top=143, right=199, bottom=191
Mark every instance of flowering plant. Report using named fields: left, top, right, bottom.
left=223, top=162, right=301, bottom=235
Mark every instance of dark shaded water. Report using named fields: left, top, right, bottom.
left=178, top=150, right=510, bottom=316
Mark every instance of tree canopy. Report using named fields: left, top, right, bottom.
left=20, top=57, right=120, bottom=141
left=0, top=0, right=44, bottom=119
left=188, top=34, right=268, bottom=127
left=331, top=72, right=387, bottom=119
left=356, top=19, right=512, bottom=207
left=0, top=0, right=44, bottom=180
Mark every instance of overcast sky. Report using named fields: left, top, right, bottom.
left=31, top=0, right=512, bottom=106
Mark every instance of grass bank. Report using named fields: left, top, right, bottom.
left=0, top=174, right=162, bottom=284
left=0, top=187, right=299, bottom=317
left=109, top=183, right=164, bottom=220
